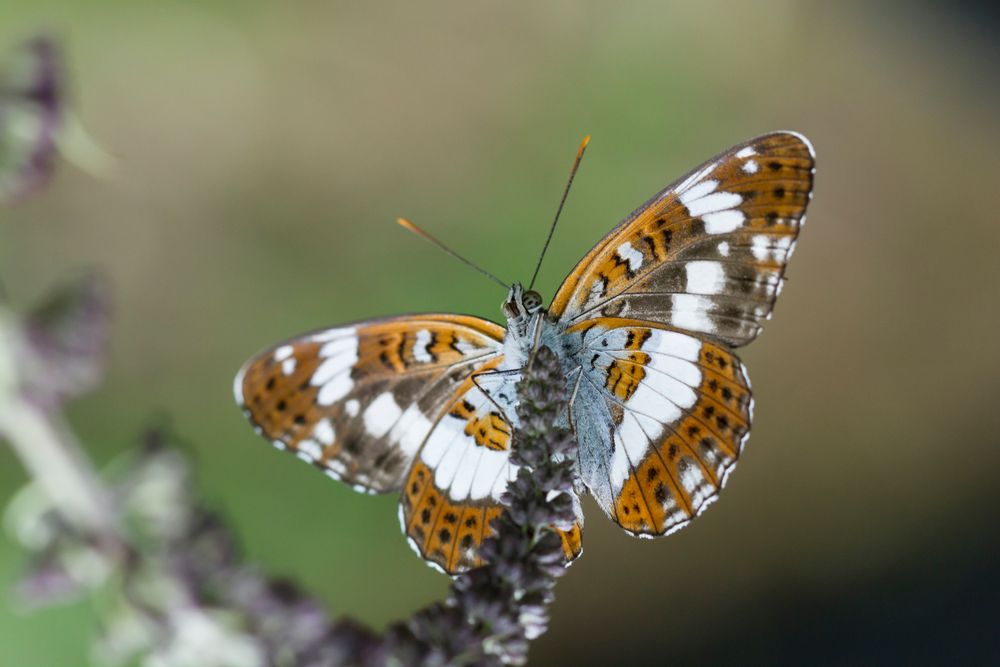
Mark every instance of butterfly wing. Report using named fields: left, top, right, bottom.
left=563, top=318, right=752, bottom=536
left=554, top=132, right=813, bottom=536
left=235, top=314, right=583, bottom=573
left=399, top=364, right=584, bottom=573
left=549, top=131, right=815, bottom=347
left=234, top=314, right=506, bottom=493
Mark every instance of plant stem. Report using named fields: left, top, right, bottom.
left=0, top=315, right=116, bottom=537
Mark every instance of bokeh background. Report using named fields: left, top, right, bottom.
left=3, top=1, right=1000, bottom=664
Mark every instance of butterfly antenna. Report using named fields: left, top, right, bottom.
left=397, top=218, right=511, bottom=290
left=528, top=134, right=590, bottom=291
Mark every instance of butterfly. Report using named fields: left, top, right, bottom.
left=0, top=36, right=62, bottom=203
left=234, top=131, right=815, bottom=574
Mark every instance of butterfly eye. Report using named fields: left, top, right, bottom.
left=522, top=290, right=543, bottom=312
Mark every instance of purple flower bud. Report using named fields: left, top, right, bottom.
left=0, top=36, right=63, bottom=203
left=19, top=274, right=111, bottom=410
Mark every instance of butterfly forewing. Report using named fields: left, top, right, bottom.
left=550, top=131, right=815, bottom=347
left=234, top=314, right=505, bottom=493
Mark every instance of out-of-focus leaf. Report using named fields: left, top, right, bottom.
left=0, top=35, right=62, bottom=203
left=92, top=599, right=160, bottom=667
left=4, top=482, right=113, bottom=610
left=144, top=608, right=266, bottom=667
left=115, top=431, right=194, bottom=547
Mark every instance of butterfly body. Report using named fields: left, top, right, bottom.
left=235, top=131, right=815, bottom=573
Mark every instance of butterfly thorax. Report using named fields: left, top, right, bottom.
left=500, top=282, right=548, bottom=366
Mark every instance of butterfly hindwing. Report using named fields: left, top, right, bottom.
left=549, top=131, right=815, bottom=347
left=399, top=365, right=584, bottom=573
left=563, top=318, right=752, bottom=536
left=234, top=314, right=506, bottom=494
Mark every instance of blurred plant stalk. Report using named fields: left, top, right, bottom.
left=0, top=314, right=114, bottom=536
left=0, top=278, right=581, bottom=666
left=0, top=32, right=579, bottom=667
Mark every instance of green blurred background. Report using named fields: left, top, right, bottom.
left=3, top=1, right=1000, bottom=664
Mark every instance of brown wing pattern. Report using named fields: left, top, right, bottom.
left=234, top=314, right=505, bottom=494
left=550, top=132, right=815, bottom=347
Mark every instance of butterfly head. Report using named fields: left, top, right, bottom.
left=503, top=282, right=545, bottom=321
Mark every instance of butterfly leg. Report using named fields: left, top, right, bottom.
left=471, top=367, right=523, bottom=417
left=524, top=314, right=545, bottom=373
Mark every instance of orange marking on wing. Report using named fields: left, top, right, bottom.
left=425, top=498, right=464, bottom=572
left=400, top=450, right=582, bottom=572
left=481, top=506, right=503, bottom=554
left=239, top=342, right=325, bottom=448
left=593, top=253, right=633, bottom=288
left=402, top=461, right=438, bottom=552
left=658, top=434, right=708, bottom=510
left=604, top=346, right=748, bottom=464
left=614, top=343, right=752, bottom=535
left=699, top=365, right=752, bottom=415
left=567, top=320, right=752, bottom=388
left=421, top=500, right=501, bottom=573
left=354, top=321, right=500, bottom=375
left=240, top=315, right=504, bottom=448
left=549, top=132, right=814, bottom=322
left=699, top=344, right=743, bottom=382
left=448, top=399, right=512, bottom=451
left=376, top=314, right=505, bottom=342
left=563, top=316, right=671, bottom=336
left=402, top=465, right=584, bottom=571
left=689, top=392, right=746, bottom=459
left=555, top=522, right=583, bottom=562
left=401, top=461, right=501, bottom=573
left=451, top=505, right=488, bottom=571
left=616, top=450, right=683, bottom=534
left=604, top=329, right=652, bottom=401
left=356, top=330, right=409, bottom=373
left=401, top=460, right=428, bottom=519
